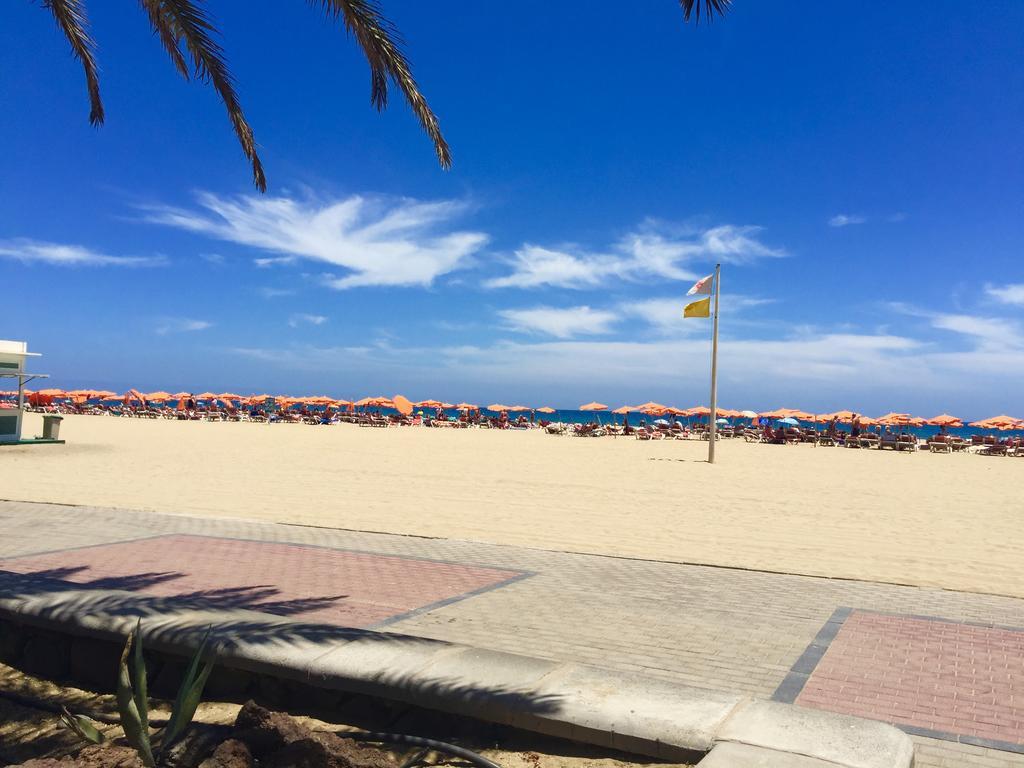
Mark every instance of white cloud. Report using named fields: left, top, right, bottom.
left=201, top=253, right=225, bottom=265
left=288, top=313, right=328, bottom=328
left=220, top=323, right=1024, bottom=414
left=986, top=283, right=1024, bottom=307
left=930, top=313, right=1022, bottom=349
left=497, top=306, right=618, bottom=339
left=257, top=287, right=295, bottom=298
left=254, top=256, right=296, bottom=268
left=828, top=214, right=866, bottom=227
left=0, top=238, right=165, bottom=267
left=485, top=224, right=784, bottom=289
left=889, top=302, right=1023, bottom=350
left=155, top=317, right=212, bottom=335
left=143, top=193, right=488, bottom=289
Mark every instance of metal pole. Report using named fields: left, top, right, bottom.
left=708, top=264, right=721, bottom=464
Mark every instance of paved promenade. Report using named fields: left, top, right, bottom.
left=3, top=499, right=1024, bottom=768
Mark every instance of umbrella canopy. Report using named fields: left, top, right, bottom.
left=876, top=412, right=914, bottom=426
left=927, top=413, right=963, bottom=427
left=145, top=391, right=173, bottom=401
left=788, top=410, right=815, bottom=421
left=611, top=405, right=637, bottom=414
left=415, top=399, right=446, bottom=408
left=978, top=414, right=1021, bottom=426
left=579, top=402, right=608, bottom=411
left=195, top=392, right=218, bottom=400
left=172, top=392, right=191, bottom=399
left=218, top=392, right=242, bottom=400
left=507, top=405, right=530, bottom=412
left=536, top=406, right=556, bottom=414
left=486, top=404, right=509, bottom=412
left=455, top=402, right=478, bottom=410
left=634, top=401, right=668, bottom=412
left=36, top=388, right=68, bottom=397
left=393, top=395, right=413, bottom=416
left=778, top=417, right=799, bottom=426
left=715, top=408, right=742, bottom=418
left=759, top=408, right=797, bottom=418
left=740, top=410, right=759, bottom=419
left=354, top=396, right=393, bottom=407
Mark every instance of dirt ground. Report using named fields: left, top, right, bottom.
left=0, top=662, right=694, bottom=768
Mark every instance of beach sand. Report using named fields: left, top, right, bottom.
left=2, top=413, right=1019, bottom=597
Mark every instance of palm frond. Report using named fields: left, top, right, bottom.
left=137, top=0, right=189, bottom=78
left=311, top=0, right=451, bottom=169
left=679, top=0, right=732, bottom=23
left=136, top=0, right=266, bottom=191
left=42, top=0, right=104, bottom=125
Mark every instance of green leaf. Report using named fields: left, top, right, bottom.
left=131, top=619, right=149, bottom=735
left=59, top=707, right=106, bottom=744
left=116, top=629, right=155, bottom=768
left=162, top=628, right=214, bottom=749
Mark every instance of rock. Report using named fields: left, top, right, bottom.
left=232, top=702, right=394, bottom=768
left=233, top=701, right=312, bottom=756
left=75, top=746, right=146, bottom=768
left=197, top=739, right=253, bottom=768
left=314, top=734, right=397, bottom=768
left=262, top=737, right=394, bottom=768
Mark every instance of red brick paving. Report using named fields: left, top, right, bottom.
left=0, top=535, right=524, bottom=628
left=797, top=610, right=1024, bottom=745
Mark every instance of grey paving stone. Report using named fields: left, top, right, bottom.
left=716, top=700, right=914, bottom=768
left=698, top=742, right=842, bottom=767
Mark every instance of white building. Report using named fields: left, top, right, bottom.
left=0, top=340, right=46, bottom=443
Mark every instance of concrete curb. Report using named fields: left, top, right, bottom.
left=0, top=579, right=914, bottom=768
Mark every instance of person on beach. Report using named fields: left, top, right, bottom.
left=851, top=414, right=861, bottom=439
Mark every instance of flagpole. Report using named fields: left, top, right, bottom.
left=708, top=263, right=721, bottom=464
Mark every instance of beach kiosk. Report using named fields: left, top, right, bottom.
left=0, top=340, right=52, bottom=444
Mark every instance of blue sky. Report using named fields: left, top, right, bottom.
left=2, top=1, right=1022, bottom=415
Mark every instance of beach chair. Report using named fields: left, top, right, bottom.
left=927, top=435, right=951, bottom=453
left=895, top=434, right=917, bottom=452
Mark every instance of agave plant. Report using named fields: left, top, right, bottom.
left=62, top=620, right=215, bottom=767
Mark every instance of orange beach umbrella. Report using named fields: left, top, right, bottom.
left=145, top=391, right=173, bottom=401
left=415, top=399, right=445, bottom=408
left=536, top=406, right=556, bottom=414
left=486, top=403, right=509, bottom=412
left=392, top=395, right=413, bottom=416
left=455, top=402, right=478, bottom=410
left=926, top=413, right=962, bottom=426
left=611, top=405, right=637, bottom=414
left=579, top=402, right=608, bottom=411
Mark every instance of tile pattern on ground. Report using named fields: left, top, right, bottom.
left=5, top=500, right=1024, bottom=768
left=794, top=610, right=1024, bottom=751
left=0, top=533, right=526, bottom=628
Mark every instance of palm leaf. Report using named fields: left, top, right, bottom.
left=679, top=0, right=732, bottom=22
left=311, top=0, right=451, bottom=169
left=137, top=0, right=189, bottom=78
left=136, top=0, right=266, bottom=191
left=41, top=0, right=104, bottom=125
left=116, top=629, right=155, bottom=768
